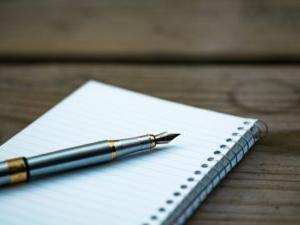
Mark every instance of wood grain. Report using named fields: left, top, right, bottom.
left=1, top=0, right=300, bottom=61
left=0, top=64, right=299, bottom=225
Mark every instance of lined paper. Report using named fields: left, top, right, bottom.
left=0, top=81, right=256, bottom=225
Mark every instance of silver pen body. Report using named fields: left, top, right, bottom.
left=0, top=134, right=156, bottom=187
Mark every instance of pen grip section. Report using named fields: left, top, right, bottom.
left=114, top=134, right=155, bottom=158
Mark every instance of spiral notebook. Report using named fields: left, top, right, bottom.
left=0, top=80, right=265, bottom=225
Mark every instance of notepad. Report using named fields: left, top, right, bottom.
left=0, top=81, right=265, bottom=225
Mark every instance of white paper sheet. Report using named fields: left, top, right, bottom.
left=0, top=81, right=256, bottom=225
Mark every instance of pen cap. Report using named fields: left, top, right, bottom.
left=0, top=157, right=28, bottom=186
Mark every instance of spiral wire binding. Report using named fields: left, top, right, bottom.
left=142, top=120, right=267, bottom=225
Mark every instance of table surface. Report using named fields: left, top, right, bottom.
left=0, top=1, right=299, bottom=225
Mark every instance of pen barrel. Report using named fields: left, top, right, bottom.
left=0, top=134, right=155, bottom=186
left=27, top=141, right=112, bottom=179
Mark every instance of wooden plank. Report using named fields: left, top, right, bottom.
left=0, top=64, right=299, bottom=225
left=0, top=0, right=300, bottom=60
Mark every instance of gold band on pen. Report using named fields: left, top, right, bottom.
left=148, top=134, right=156, bottom=150
left=6, top=157, right=28, bottom=184
left=107, top=140, right=117, bottom=160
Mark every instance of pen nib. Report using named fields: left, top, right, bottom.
left=154, top=132, right=180, bottom=144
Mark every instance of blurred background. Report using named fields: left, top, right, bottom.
left=0, top=1, right=299, bottom=225
left=1, top=0, right=300, bottom=61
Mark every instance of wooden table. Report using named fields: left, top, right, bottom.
left=0, top=1, right=299, bottom=225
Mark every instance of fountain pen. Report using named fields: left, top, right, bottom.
left=0, top=132, right=180, bottom=187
